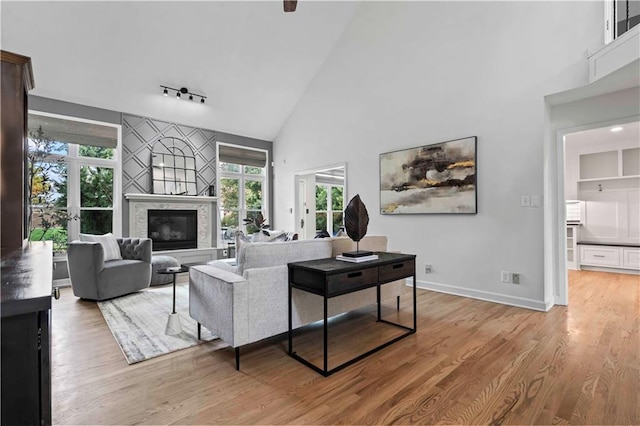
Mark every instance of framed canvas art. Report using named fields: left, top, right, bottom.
left=380, top=136, right=477, bottom=214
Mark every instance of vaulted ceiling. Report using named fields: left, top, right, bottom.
left=1, top=1, right=361, bottom=141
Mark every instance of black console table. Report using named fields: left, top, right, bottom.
left=287, top=252, right=416, bottom=376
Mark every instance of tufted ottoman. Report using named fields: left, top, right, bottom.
left=151, top=255, right=180, bottom=286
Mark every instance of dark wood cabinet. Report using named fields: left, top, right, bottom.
left=1, top=241, right=53, bottom=425
left=1, top=50, right=34, bottom=255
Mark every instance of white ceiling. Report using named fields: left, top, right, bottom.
left=0, top=1, right=360, bottom=141
left=565, top=120, right=640, bottom=146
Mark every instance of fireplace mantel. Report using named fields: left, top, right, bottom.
left=125, top=193, right=217, bottom=250
left=124, top=193, right=217, bottom=203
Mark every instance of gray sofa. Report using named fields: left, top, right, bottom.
left=67, top=238, right=152, bottom=301
left=189, top=236, right=404, bottom=369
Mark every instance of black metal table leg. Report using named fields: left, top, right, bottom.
left=323, top=294, right=328, bottom=375
left=172, top=274, right=177, bottom=314
left=377, top=282, right=381, bottom=321
left=288, top=270, right=293, bottom=355
left=413, top=272, right=417, bottom=331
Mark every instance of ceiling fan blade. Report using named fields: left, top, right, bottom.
left=284, top=0, right=297, bottom=12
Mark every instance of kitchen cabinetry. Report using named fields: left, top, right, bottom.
left=578, top=243, right=640, bottom=272
left=579, top=147, right=639, bottom=181
left=576, top=146, right=640, bottom=246
left=566, top=225, right=580, bottom=270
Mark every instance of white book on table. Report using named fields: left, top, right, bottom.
left=336, top=254, right=379, bottom=263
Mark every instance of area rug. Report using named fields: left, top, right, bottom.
left=97, top=284, right=228, bottom=364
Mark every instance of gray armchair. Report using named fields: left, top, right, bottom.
left=67, top=238, right=152, bottom=301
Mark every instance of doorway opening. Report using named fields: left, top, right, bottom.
left=294, top=163, right=346, bottom=240
left=559, top=120, right=640, bottom=304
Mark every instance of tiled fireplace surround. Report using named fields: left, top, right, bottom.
left=124, top=193, right=219, bottom=264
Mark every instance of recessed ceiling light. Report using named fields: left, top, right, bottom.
left=610, top=126, right=623, bottom=132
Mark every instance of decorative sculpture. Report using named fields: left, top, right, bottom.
left=343, top=194, right=373, bottom=257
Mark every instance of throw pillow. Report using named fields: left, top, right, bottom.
left=79, top=232, right=122, bottom=262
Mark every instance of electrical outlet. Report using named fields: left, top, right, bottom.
left=425, top=264, right=432, bottom=273
left=501, top=271, right=512, bottom=283
left=512, top=273, right=520, bottom=284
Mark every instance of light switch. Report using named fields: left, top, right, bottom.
left=521, top=195, right=531, bottom=207
left=531, top=195, right=541, bottom=207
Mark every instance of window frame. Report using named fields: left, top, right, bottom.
left=28, top=110, right=122, bottom=259
left=315, top=183, right=344, bottom=235
left=216, top=142, right=269, bottom=242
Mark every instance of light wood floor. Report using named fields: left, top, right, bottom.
left=52, top=270, right=639, bottom=425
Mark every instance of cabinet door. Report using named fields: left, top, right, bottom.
left=1, top=312, right=41, bottom=426
left=579, top=246, right=621, bottom=267
left=622, top=248, right=640, bottom=269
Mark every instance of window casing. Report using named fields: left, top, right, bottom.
left=27, top=111, right=122, bottom=255
left=605, top=0, right=640, bottom=43
left=217, top=143, right=268, bottom=240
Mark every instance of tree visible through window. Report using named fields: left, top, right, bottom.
left=218, top=145, right=268, bottom=240
left=27, top=113, right=120, bottom=254
left=316, top=184, right=344, bottom=235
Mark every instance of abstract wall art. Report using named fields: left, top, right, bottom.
left=380, top=136, right=477, bottom=214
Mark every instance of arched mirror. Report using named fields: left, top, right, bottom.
left=151, top=137, right=198, bottom=195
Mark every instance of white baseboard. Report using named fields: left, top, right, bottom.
left=580, top=266, right=640, bottom=275
left=409, top=278, right=551, bottom=312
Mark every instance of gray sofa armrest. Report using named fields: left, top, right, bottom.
left=189, top=265, right=248, bottom=347
left=117, top=238, right=152, bottom=263
left=67, top=241, right=104, bottom=299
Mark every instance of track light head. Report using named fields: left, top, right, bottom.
left=160, top=85, right=205, bottom=104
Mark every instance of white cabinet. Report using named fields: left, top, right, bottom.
left=578, top=244, right=640, bottom=271
left=622, top=248, right=640, bottom=269
left=579, top=245, right=620, bottom=267
left=566, top=225, right=580, bottom=270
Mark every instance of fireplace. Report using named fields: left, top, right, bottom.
left=147, top=209, right=197, bottom=250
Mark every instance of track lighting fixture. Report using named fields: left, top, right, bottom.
left=160, top=85, right=206, bottom=104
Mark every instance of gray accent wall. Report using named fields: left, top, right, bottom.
left=29, top=95, right=122, bottom=125
left=122, top=114, right=218, bottom=196
left=28, top=96, right=274, bottom=243
left=121, top=114, right=273, bottom=238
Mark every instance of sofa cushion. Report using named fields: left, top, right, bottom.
left=236, top=239, right=332, bottom=276
left=79, top=232, right=122, bottom=261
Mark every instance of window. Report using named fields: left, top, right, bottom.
left=315, top=184, right=344, bottom=235
left=27, top=112, right=121, bottom=254
left=606, top=0, right=640, bottom=43
left=217, top=143, right=268, bottom=240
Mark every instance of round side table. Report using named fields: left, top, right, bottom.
left=157, top=265, right=189, bottom=335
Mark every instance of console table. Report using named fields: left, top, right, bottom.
left=287, top=252, right=416, bottom=376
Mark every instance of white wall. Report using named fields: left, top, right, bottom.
left=273, top=1, right=603, bottom=310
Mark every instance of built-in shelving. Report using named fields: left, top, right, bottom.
left=577, top=175, right=640, bottom=183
